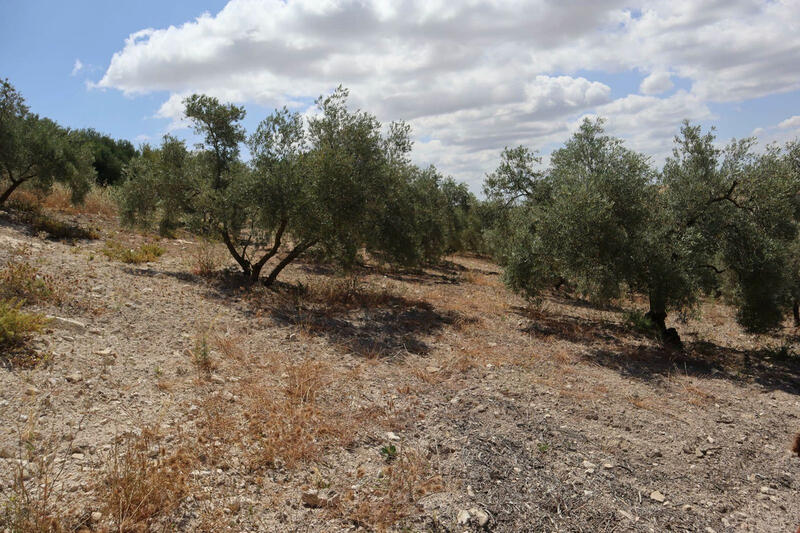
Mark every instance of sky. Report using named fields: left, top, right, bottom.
left=2, top=0, right=800, bottom=192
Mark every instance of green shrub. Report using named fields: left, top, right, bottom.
left=102, top=240, right=164, bottom=264
left=623, top=309, right=656, bottom=335
left=0, top=299, right=48, bottom=352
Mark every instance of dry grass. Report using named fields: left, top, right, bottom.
left=99, top=426, right=195, bottom=532
left=679, top=382, right=716, bottom=407
left=242, top=359, right=357, bottom=469
left=301, top=275, right=406, bottom=310
left=189, top=332, right=217, bottom=376
left=0, top=259, right=62, bottom=305
left=0, top=420, right=87, bottom=533
left=187, top=241, right=227, bottom=278
left=341, top=448, right=443, bottom=531
left=102, top=240, right=165, bottom=264
left=8, top=183, right=118, bottom=218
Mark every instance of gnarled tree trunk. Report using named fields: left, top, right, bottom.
left=646, top=291, right=682, bottom=349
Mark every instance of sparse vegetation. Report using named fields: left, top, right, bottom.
left=0, top=259, right=60, bottom=304
left=100, top=426, right=194, bottom=532
left=102, top=240, right=164, bottom=264
left=0, top=299, right=48, bottom=354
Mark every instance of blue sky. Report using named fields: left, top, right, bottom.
left=2, top=1, right=799, bottom=191
left=0, top=1, right=228, bottom=141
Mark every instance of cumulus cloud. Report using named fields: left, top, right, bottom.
left=71, top=59, right=84, bottom=76
left=779, top=115, right=800, bottom=129
left=95, top=0, right=800, bottom=188
left=640, top=72, right=673, bottom=95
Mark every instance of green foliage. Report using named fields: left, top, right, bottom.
left=0, top=299, right=48, bottom=352
left=623, top=309, right=657, bottom=336
left=75, top=128, right=137, bottom=186
left=102, top=240, right=165, bottom=264
left=120, top=87, right=466, bottom=285
left=380, top=444, right=398, bottom=462
left=0, top=79, right=96, bottom=207
left=488, top=118, right=800, bottom=337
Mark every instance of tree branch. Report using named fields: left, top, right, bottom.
left=220, top=227, right=251, bottom=276
left=264, top=238, right=317, bottom=286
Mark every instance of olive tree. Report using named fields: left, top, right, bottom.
left=489, top=118, right=800, bottom=344
left=121, top=87, right=432, bottom=286
left=0, top=79, right=95, bottom=206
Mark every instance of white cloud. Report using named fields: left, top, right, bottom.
left=94, top=0, right=800, bottom=189
left=71, top=59, right=84, bottom=76
left=640, top=71, right=673, bottom=95
left=778, top=115, right=800, bottom=129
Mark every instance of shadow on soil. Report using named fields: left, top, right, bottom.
left=266, top=294, right=467, bottom=358
left=521, top=300, right=800, bottom=396
left=124, top=265, right=472, bottom=358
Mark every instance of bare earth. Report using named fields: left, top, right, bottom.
left=1, top=210, right=799, bottom=532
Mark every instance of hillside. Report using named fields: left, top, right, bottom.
left=1, top=207, right=799, bottom=532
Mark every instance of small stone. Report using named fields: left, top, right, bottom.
left=649, top=490, right=665, bottom=503
left=618, top=509, right=634, bottom=521
left=386, top=432, right=401, bottom=441
left=90, top=511, right=102, bottom=522
left=603, top=462, right=614, bottom=469
left=470, top=508, right=490, bottom=527
left=466, top=484, right=475, bottom=497
left=582, top=460, right=596, bottom=469
left=66, top=373, right=83, bottom=383
left=24, top=386, right=39, bottom=396
left=210, top=374, right=225, bottom=385
left=457, top=509, right=471, bottom=526
left=45, top=316, right=87, bottom=332
left=301, top=489, right=339, bottom=508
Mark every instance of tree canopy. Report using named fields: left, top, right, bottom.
left=486, top=118, right=800, bottom=341
left=0, top=79, right=95, bottom=206
left=120, top=87, right=474, bottom=285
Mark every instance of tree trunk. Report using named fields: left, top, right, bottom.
left=646, top=291, right=682, bottom=349
left=264, top=240, right=317, bottom=287
left=221, top=229, right=253, bottom=280
left=248, top=220, right=288, bottom=283
left=793, top=300, right=799, bottom=327
left=0, top=179, right=24, bottom=206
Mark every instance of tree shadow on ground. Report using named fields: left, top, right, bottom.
left=0, top=208, right=99, bottom=242
left=518, top=298, right=800, bottom=396
left=266, top=293, right=471, bottom=358
left=521, top=311, right=651, bottom=345
left=124, top=265, right=473, bottom=358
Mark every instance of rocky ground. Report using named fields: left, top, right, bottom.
left=1, top=207, right=799, bottom=532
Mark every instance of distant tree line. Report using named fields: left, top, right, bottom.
left=0, top=79, right=138, bottom=205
